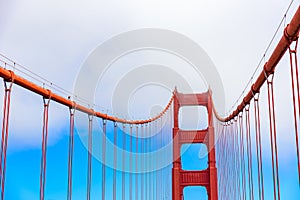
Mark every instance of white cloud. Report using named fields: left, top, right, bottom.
left=0, top=0, right=298, bottom=151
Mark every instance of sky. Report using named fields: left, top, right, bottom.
left=0, top=0, right=299, bottom=199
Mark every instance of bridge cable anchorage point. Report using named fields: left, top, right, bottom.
left=101, top=117, right=107, bottom=200
left=86, top=113, right=93, bottom=200
left=238, top=112, right=243, bottom=119
left=40, top=89, right=51, bottom=200
left=288, top=36, right=300, bottom=184
left=43, top=89, right=52, bottom=106
left=289, top=38, right=298, bottom=54
left=254, top=91, right=260, bottom=102
left=234, top=116, right=238, bottom=123
left=263, top=63, right=275, bottom=84
left=0, top=69, right=14, bottom=200
left=242, top=97, right=249, bottom=109
left=8, top=70, right=15, bottom=83
left=69, top=102, right=77, bottom=114
left=88, top=113, right=94, bottom=121
left=284, top=24, right=299, bottom=43
left=251, top=84, right=260, bottom=101
left=245, top=103, right=250, bottom=112
left=67, top=103, right=75, bottom=200
left=3, top=70, right=15, bottom=91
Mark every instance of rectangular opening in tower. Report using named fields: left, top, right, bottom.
left=179, top=106, right=208, bottom=130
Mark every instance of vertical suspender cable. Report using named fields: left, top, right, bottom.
left=148, top=123, right=153, bottom=200
left=40, top=95, right=51, bottom=200
left=227, top=123, right=231, bottom=199
left=153, top=122, right=156, bottom=200
left=147, top=123, right=149, bottom=200
left=230, top=122, right=234, bottom=199
left=227, top=122, right=230, bottom=199
left=228, top=122, right=232, bottom=199
left=129, top=124, right=133, bottom=200
left=234, top=118, right=238, bottom=199
left=254, top=94, right=264, bottom=200
left=267, top=74, right=280, bottom=200
left=135, top=125, right=139, bottom=200
left=224, top=124, right=228, bottom=199
left=163, top=117, right=166, bottom=199
left=161, top=118, right=164, bottom=200
left=232, top=121, right=236, bottom=199
left=218, top=125, right=222, bottom=198
left=67, top=108, right=75, bottom=200
left=0, top=78, right=13, bottom=200
left=222, top=124, right=225, bottom=199
left=156, top=120, right=159, bottom=200
left=221, top=124, right=225, bottom=199
left=102, top=120, right=107, bottom=200
left=220, top=124, right=223, bottom=198
left=229, top=122, right=232, bottom=199
left=169, top=107, right=172, bottom=200
left=86, top=115, right=93, bottom=200
left=155, top=120, right=157, bottom=200
left=223, top=123, right=227, bottom=199
left=238, top=113, right=246, bottom=200
left=224, top=123, right=227, bottom=199
left=145, top=124, right=148, bottom=200
left=113, top=122, right=117, bottom=200
left=148, top=124, right=151, bottom=200
left=232, top=120, right=238, bottom=199
left=157, top=118, right=162, bottom=200
left=222, top=124, right=226, bottom=199
left=234, top=118, right=242, bottom=200
left=217, top=124, right=223, bottom=198
left=122, top=124, right=126, bottom=200
left=141, top=124, right=144, bottom=200
left=245, top=106, right=254, bottom=200
left=288, top=39, right=300, bottom=183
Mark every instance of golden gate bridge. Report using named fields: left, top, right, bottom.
left=0, top=4, right=299, bottom=200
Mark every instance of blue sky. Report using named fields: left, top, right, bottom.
left=1, top=0, right=300, bottom=199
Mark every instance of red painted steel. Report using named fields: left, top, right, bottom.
left=267, top=77, right=281, bottom=200
left=172, top=89, right=218, bottom=200
left=0, top=6, right=298, bottom=200
left=0, top=68, right=174, bottom=124
left=113, top=122, right=118, bottom=200
left=122, top=124, right=126, bottom=200
left=178, top=129, right=208, bottom=144
left=0, top=81, right=13, bottom=200
left=86, top=116, right=93, bottom=200
left=40, top=98, right=50, bottom=200
left=67, top=108, right=75, bottom=200
left=214, top=6, right=300, bottom=122
left=101, top=120, right=107, bottom=200
left=254, top=95, right=264, bottom=200
left=288, top=39, right=300, bottom=183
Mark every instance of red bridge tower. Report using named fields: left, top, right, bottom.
left=172, top=89, right=218, bottom=200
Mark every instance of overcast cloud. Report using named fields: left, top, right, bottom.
left=0, top=0, right=298, bottom=150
